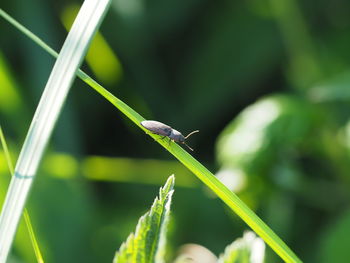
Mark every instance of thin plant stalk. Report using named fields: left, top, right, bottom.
left=0, top=126, right=44, bottom=263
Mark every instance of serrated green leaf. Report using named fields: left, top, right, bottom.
left=218, top=231, right=265, bottom=263
left=114, top=175, right=175, bottom=263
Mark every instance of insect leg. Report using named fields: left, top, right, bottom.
left=168, top=138, right=173, bottom=148
left=154, top=135, right=167, bottom=142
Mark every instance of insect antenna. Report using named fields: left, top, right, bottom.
left=182, top=141, right=194, bottom=151
left=185, top=130, right=200, bottom=139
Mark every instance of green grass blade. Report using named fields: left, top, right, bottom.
left=0, top=9, right=302, bottom=263
left=114, top=175, right=175, bottom=263
left=0, top=126, right=44, bottom=263
left=22, top=212, right=44, bottom=263
left=0, top=127, right=14, bottom=175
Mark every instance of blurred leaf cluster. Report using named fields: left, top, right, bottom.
left=1, top=0, right=350, bottom=262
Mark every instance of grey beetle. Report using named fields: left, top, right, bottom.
left=141, top=120, right=199, bottom=151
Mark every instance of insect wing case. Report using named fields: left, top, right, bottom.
left=141, top=120, right=172, bottom=136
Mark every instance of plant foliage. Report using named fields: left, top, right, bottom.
left=113, top=175, right=175, bottom=263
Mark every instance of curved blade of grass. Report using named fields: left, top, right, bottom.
left=0, top=126, right=44, bottom=263
left=0, top=9, right=302, bottom=263
left=0, top=2, right=111, bottom=262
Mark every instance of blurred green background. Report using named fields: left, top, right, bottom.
left=1, top=0, right=350, bottom=262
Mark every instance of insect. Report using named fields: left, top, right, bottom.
left=141, top=120, right=199, bottom=151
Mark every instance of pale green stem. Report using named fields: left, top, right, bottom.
left=0, top=0, right=111, bottom=261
